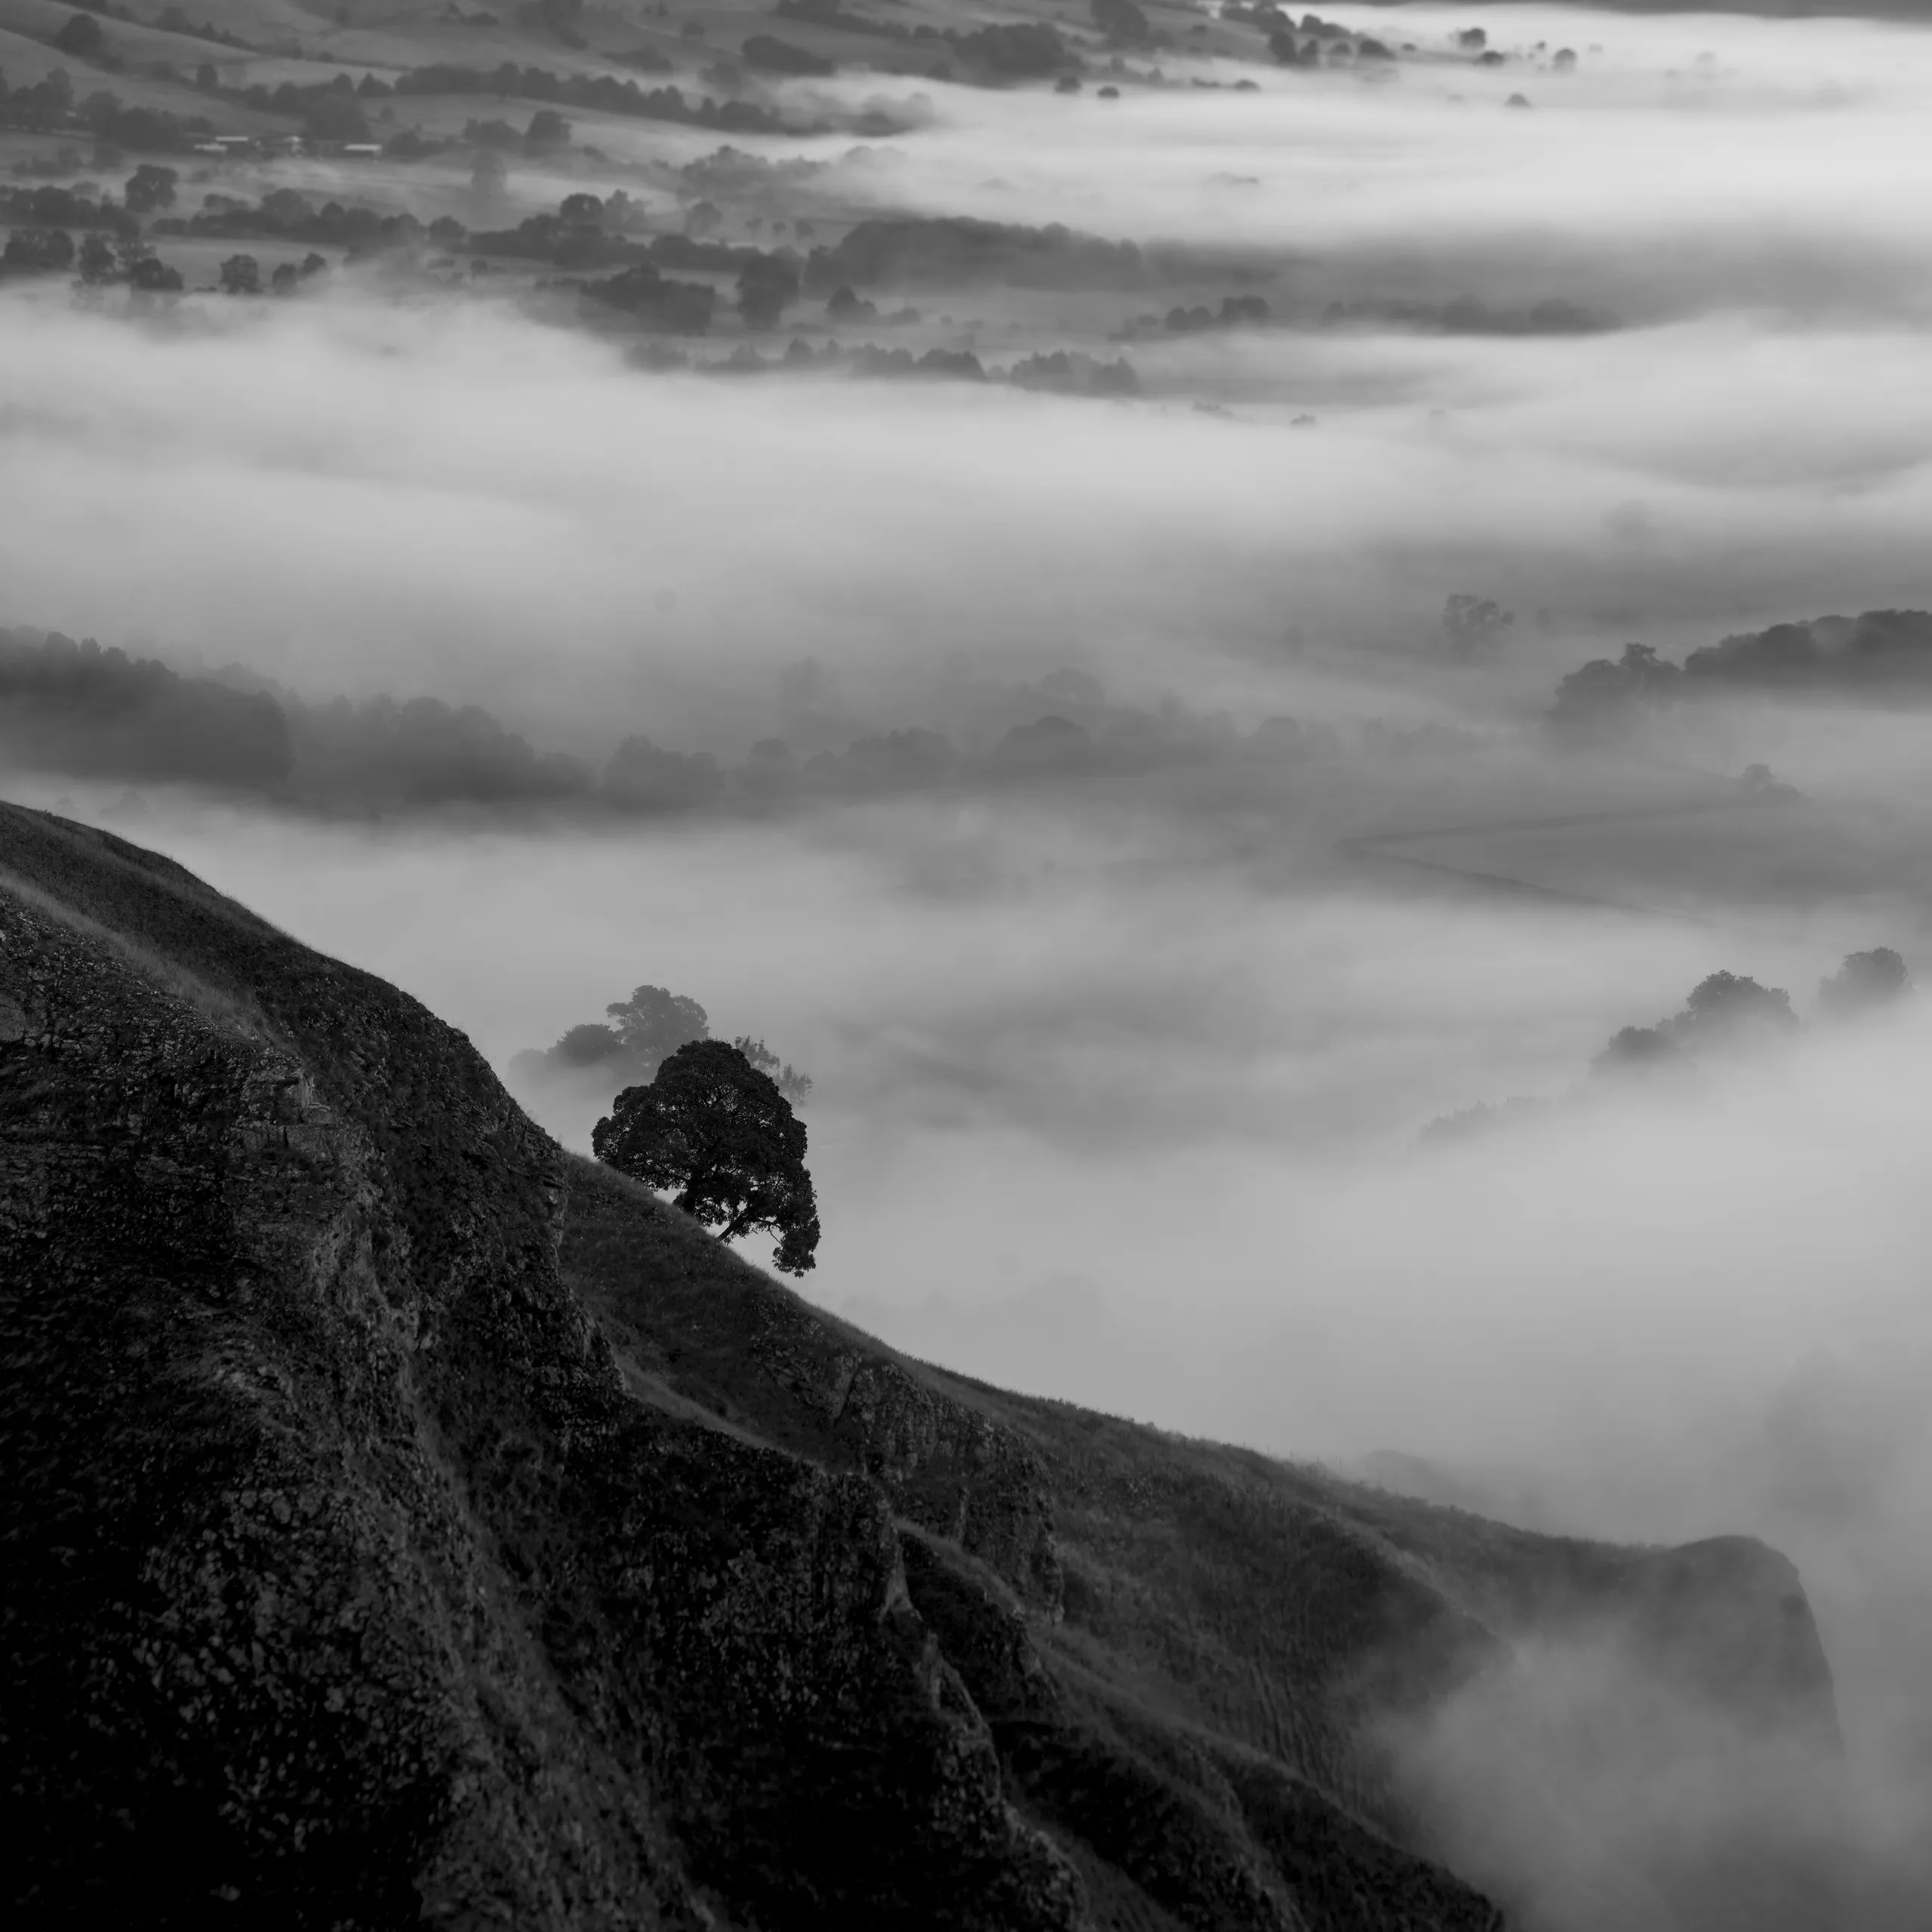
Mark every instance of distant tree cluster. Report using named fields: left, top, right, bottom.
left=215, top=250, right=329, bottom=294
left=580, top=263, right=715, bottom=334
left=1426, top=953, right=1912, bottom=1141
left=393, top=62, right=801, bottom=137
left=1118, top=294, right=1270, bottom=340
left=165, top=186, right=417, bottom=260
left=740, top=35, right=834, bottom=78
left=1008, top=349, right=1141, bottom=397
left=0, top=632, right=580, bottom=805
left=947, top=22, right=1072, bottom=79
left=0, top=68, right=219, bottom=149
left=1593, top=969, right=1801, bottom=1075
left=0, top=183, right=138, bottom=237
left=1322, top=296, right=1605, bottom=337
left=807, top=216, right=1146, bottom=294
left=0, top=624, right=1430, bottom=824
left=0, top=631, right=291, bottom=787
left=1551, top=611, right=1932, bottom=733
left=625, top=334, right=1140, bottom=394
left=2, top=229, right=78, bottom=276
left=1220, top=8, right=1392, bottom=66
left=288, top=690, right=587, bottom=805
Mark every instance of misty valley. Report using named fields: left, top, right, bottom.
left=4, top=0, right=1932, bottom=1927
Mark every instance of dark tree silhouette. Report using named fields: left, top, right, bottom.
left=218, top=253, right=260, bottom=295
left=594, top=1041, right=820, bottom=1273
left=1819, top=948, right=1909, bottom=1018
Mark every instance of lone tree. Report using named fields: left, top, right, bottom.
left=593, top=1040, right=820, bottom=1273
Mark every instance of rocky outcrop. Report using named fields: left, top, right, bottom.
left=0, top=809, right=1077, bottom=1930
left=0, top=805, right=1841, bottom=1929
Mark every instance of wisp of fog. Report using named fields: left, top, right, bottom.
left=7, top=3, right=1932, bottom=1923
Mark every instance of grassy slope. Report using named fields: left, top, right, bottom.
left=0, top=801, right=1839, bottom=1924
left=562, top=1153, right=1838, bottom=1928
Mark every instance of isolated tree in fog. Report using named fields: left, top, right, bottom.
left=218, top=253, right=260, bottom=295
left=594, top=1040, right=820, bottom=1273
left=1819, top=948, right=1909, bottom=1018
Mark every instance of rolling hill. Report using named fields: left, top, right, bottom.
left=0, top=801, right=1839, bottom=1928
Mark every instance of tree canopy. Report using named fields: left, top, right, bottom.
left=592, top=1040, right=820, bottom=1273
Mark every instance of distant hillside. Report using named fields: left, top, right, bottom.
left=0, top=801, right=1841, bottom=1927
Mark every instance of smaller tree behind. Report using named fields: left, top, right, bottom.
left=607, top=983, right=709, bottom=1066
left=593, top=1041, right=819, bottom=1273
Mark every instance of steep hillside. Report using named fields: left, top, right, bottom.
left=0, top=802, right=1835, bottom=1929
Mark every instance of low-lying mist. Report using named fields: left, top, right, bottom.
left=8, top=0, right=1932, bottom=1919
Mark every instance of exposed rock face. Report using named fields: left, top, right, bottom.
left=0, top=806, right=1840, bottom=1929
